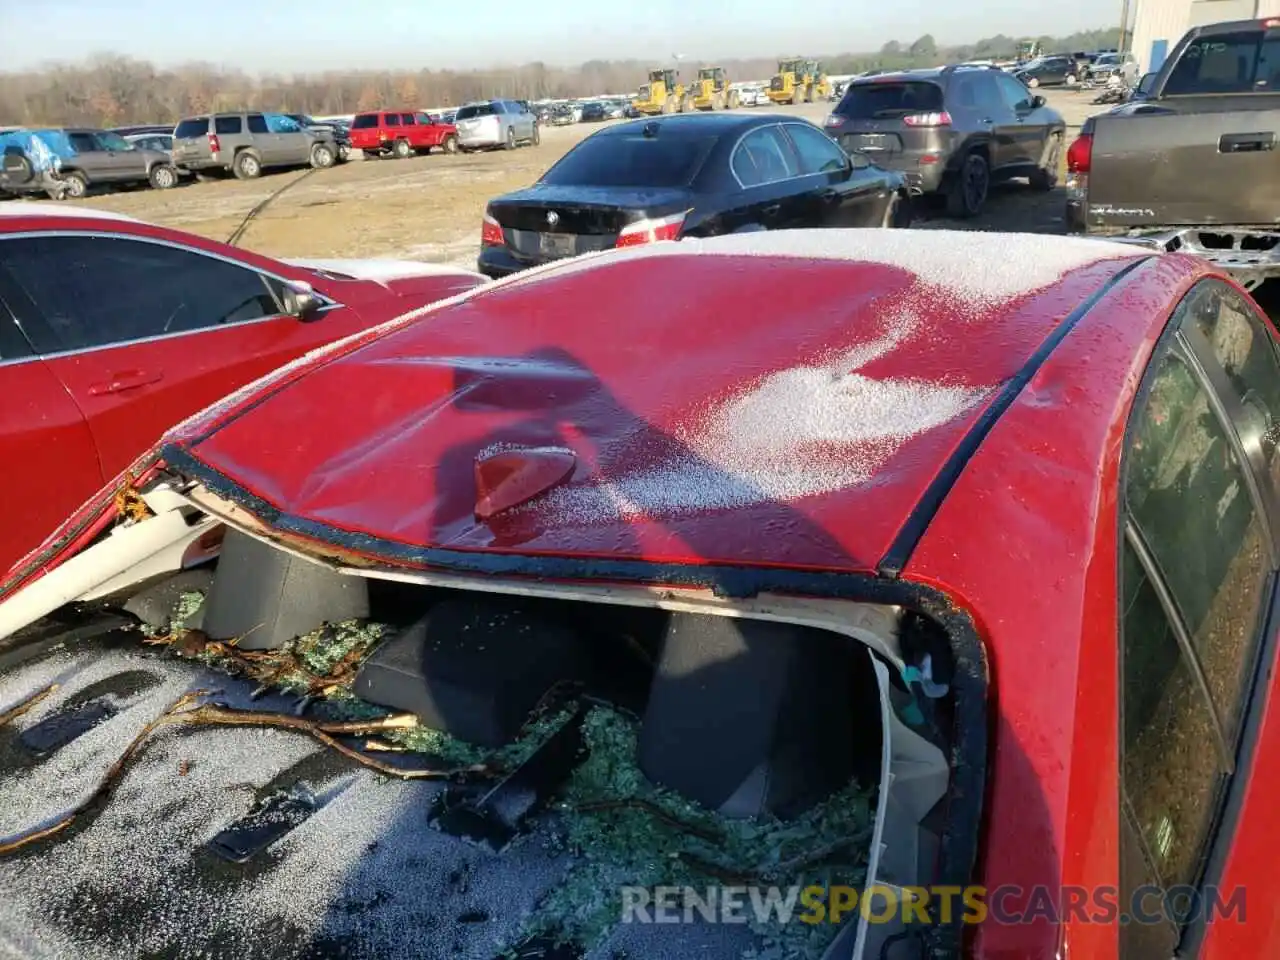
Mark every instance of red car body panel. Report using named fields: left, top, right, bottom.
left=159, top=251, right=1141, bottom=574
left=0, top=359, right=105, bottom=575
left=9, top=233, right=1280, bottom=956
left=907, top=252, right=1207, bottom=959
left=0, top=209, right=485, bottom=573
left=348, top=110, right=458, bottom=151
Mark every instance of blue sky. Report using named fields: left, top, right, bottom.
left=0, top=0, right=1122, bottom=72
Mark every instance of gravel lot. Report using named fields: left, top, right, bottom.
left=61, top=88, right=1108, bottom=271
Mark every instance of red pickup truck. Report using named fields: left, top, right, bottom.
left=348, top=110, right=460, bottom=159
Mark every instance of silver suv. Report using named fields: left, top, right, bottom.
left=171, top=111, right=339, bottom=180
left=455, top=100, right=540, bottom=151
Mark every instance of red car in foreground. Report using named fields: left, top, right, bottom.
left=0, top=203, right=486, bottom=574
left=1, top=230, right=1277, bottom=960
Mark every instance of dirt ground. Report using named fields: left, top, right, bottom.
left=68, top=88, right=1109, bottom=271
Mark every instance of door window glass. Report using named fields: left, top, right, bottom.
left=1121, top=319, right=1275, bottom=909
left=174, top=117, right=208, bottom=138
left=265, top=113, right=302, bottom=133
left=217, top=115, right=245, bottom=135
left=400, top=113, right=416, bottom=125
left=385, top=114, right=400, bottom=127
left=996, top=73, right=1034, bottom=111
left=784, top=123, right=847, bottom=174
left=1121, top=538, right=1226, bottom=889
left=1165, top=30, right=1280, bottom=94
left=732, top=126, right=800, bottom=187
left=1183, top=279, right=1280, bottom=504
left=0, top=236, right=282, bottom=353
left=67, top=132, right=99, bottom=153
left=1125, top=349, right=1270, bottom=738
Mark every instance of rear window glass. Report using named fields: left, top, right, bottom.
left=456, top=104, right=496, bottom=120
left=351, top=114, right=378, bottom=129
left=540, top=132, right=716, bottom=188
left=836, top=81, right=944, bottom=119
left=215, top=116, right=243, bottom=135
left=1165, top=30, right=1280, bottom=94
left=175, top=118, right=208, bottom=138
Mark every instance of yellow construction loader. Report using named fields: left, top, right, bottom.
left=766, top=58, right=831, bottom=105
left=690, top=66, right=740, bottom=110
left=632, top=68, right=691, bottom=115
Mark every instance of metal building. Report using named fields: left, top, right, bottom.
left=1130, top=0, right=1280, bottom=74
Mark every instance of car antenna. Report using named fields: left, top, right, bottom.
left=642, top=121, right=660, bottom=138
left=225, top=165, right=320, bottom=247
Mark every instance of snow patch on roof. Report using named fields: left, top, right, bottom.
left=0, top=201, right=143, bottom=223
left=532, top=308, right=993, bottom=522
left=497, top=228, right=1144, bottom=303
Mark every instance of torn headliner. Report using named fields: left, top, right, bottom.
left=156, top=241, right=1145, bottom=577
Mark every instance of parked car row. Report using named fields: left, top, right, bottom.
left=0, top=99, right=546, bottom=199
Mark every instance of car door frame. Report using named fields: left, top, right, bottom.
left=65, top=131, right=114, bottom=183
left=958, top=71, right=1012, bottom=171
left=725, top=122, right=809, bottom=231
left=993, top=72, right=1040, bottom=170
left=0, top=273, right=104, bottom=575
left=779, top=121, right=886, bottom=227
left=0, top=228, right=348, bottom=479
left=1119, top=275, right=1280, bottom=957
left=97, top=130, right=148, bottom=182
left=271, top=113, right=312, bottom=165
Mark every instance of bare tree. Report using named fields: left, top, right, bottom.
left=0, top=28, right=1122, bottom=128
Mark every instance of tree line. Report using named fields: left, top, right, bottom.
left=0, top=28, right=1121, bottom=128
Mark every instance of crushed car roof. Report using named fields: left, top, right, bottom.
left=161, top=229, right=1148, bottom=575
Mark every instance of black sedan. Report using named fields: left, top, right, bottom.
left=580, top=101, right=608, bottom=122
left=478, top=113, right=911, bottom=278
left=1013, top=55, right=1078, bottom=88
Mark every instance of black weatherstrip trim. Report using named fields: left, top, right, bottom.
left=877, top=255, right=1151, bottom=578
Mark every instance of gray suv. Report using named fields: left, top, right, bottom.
left=0, top=128, right=178, bottom=199
left=822, top=65, right=1065, bottom=217
left=171, top=111, right=339, bottom=180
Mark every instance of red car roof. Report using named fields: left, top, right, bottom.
left=162, top=230, right=1149, bottom=575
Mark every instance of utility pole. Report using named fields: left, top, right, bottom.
left=1119, top=0, right=1132, bottom=53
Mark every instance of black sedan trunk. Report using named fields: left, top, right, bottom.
left=488, top=185, right=694, bottom=265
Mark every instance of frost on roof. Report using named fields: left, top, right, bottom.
left=496, top=227, right=1144, bottom=303
left=529, top=307, right=993, bottom=523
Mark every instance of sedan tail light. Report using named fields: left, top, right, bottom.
left=207, top=132, right=221, bottom=155
left=902, top=111, right=952, bottom=127
left=615, top=211, right=687, bottom=248
left=481, top=210, right=504, bottom=247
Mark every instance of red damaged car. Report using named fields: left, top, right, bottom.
left=1, top=230, right=1278, bottom=960
left=0, top=203, right=486, bottom=575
